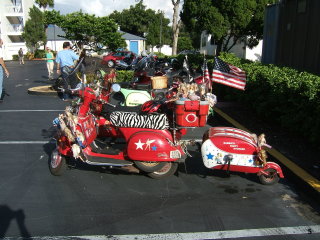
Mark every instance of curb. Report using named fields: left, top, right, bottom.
left=213, top=106, right=320, bottom=198
left=28, top=85, right=58, bottom=96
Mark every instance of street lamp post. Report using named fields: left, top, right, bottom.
left=159, top=11, right=163, bottom=53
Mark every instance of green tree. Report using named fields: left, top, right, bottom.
left=35, top=0, right=54, bottom=9
left=177, top=36, right=193, bottom=53
left=109, top=1, right=171, bottom=48
left=22, top=6, right=47, bottom=52
left=45, top=10, right=126, bottom=51
left=181, top=0, right=273, bottom=54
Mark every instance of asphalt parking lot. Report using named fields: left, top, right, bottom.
left=0, top=61, right=320, bottom=240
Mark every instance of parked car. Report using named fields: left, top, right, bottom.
left=102, top=51, right=136, bottom=67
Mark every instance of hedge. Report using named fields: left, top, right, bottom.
left=116, top=70, right=134, bottom=83
left=214, top=52, right=320, bottom=148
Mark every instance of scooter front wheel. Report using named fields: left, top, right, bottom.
left=259, top=168, right=279, bottom=185
left=134, top=161, right=166, bottom=172
left=49, top=149, right=67, bottom=176
left=147, top=162, right=178, bottom=179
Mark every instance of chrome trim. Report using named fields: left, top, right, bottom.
left=85, top=160, right=133, bottom=167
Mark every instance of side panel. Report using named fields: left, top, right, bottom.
left=127, top=131, right=181, bottom=161
left=201, top=139, right=257, bottom=169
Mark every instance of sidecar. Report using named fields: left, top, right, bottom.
left=201, top=127, right=284, bottom=185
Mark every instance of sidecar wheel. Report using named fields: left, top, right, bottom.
left=259, top=168, right=279, bottom=185
left=49, top=149, right=66, bottom=176
left=134, top=161, right=166, bottom=173
left=147, top=162, right=178, bottom=179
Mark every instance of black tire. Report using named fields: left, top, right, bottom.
left=107, top=60, right=115, bottom=68
left=147, top=162, right=178, bottom=179
left=49, top=149, right=67, bottom=176
left=259, top=168, right=280, bottom=185
left=134, top=161, right=166, bottom=173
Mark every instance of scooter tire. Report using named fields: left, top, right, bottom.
left=147, top=162, right=178, bottom=179
left=49, top=149, right=67, bottom=176
left=259, top=168, right=280, bottom=185
left=134, top=161, right=166, bottom=173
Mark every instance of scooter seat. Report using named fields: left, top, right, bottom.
left=110, top=111, right=169, bottom=130
left=101, top=104, right=141, bottom=120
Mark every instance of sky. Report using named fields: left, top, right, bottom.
left=54, top=0, right=175, bottom=21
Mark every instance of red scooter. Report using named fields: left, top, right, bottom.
left=50, top=83, right=186, bottom=179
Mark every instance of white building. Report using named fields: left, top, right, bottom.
left=200, top=31, right=263, bottom=62
left=0, top=0, right=35, bottom=60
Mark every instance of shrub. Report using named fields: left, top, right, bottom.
left=154, top=52, right=167, bottom=58
left=13, top=54, right=28, bottom=61
left=215, top=53, right=320, bottom=148
left=116, top=70, right=134, bottom=82
left=34, top=49, right=46, bottom=58
left=12, top=55, right=19, bottom=61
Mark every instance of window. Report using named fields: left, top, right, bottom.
left=201, top=35, right=207, bottom=48
left=210, top=36, right=215, bottom=45
left=297, top=0, right=307, bottom=13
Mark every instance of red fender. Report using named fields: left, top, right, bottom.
left=57, top=135, right=72, bottom=156
left=127, top=130, right=184, bottom=161
left=259, top=162, right=284, bottom=178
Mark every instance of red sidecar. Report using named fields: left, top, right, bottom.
left=201, top=127, right=284, bottom=185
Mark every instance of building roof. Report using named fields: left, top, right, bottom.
left=118, top=30, right=146, bottom=41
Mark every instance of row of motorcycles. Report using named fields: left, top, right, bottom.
left=50, top=54, right=284, bottom=184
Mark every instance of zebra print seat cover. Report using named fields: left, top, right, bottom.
left=110, top=112, right=169, bottom=130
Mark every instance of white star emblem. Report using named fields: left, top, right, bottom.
left=135, top=139, right=145, bottom=150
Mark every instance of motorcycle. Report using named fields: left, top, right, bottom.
left=115, top=56, right=140, bottom=70
left=50, top=83, right=187, bottom=179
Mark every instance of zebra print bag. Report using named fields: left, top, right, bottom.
left=110, top=112, right=169, bottom=130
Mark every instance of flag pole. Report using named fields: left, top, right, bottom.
left=202, top=52, right=205, bottom=84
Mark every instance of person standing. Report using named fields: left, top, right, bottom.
left=55, top=42, right=79, bottom=100
left=45, top=47, right=55, bottom=80
left=0, top=39, right=10, bottom=102
left=18, top=48, right=24, bottom=65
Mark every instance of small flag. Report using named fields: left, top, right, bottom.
left=182, top=55, right=191, bottom=82
left=203, top=60, right=212, bottom=90
left=211, top=57, right=246, bottom=90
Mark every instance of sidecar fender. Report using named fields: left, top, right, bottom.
left=260, top=162, right=284, bottom=178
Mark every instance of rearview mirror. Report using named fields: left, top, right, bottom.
left=111, top=83, right=121, bottom=92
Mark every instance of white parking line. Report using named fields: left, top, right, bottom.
left=2, top=225, right=320, bottom=240
left=0, top=141, right=51, bottom=144
left=0, top=110, right=63, bottom=112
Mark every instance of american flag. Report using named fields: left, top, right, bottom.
left=203, top=60, right=212, bottom=90
left=211, top=56, right=246, bottom=90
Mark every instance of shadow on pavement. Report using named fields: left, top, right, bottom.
left=0, top=205, right=31, bottom=239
